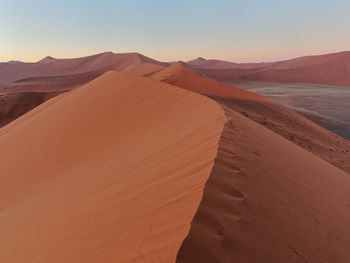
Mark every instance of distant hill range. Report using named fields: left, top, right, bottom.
left=187, top=51, right=350, bottom=87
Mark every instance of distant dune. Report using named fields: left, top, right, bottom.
left=189, top=51, right=350, bottom=87
left=187, top=57, right=272, bottom=69
left=0, top=52, right=168, bottom=128
left=150, top=61, right=266, bottom=100
left=0, top=52, right=167, bottom=84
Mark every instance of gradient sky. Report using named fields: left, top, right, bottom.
left=1, top=0, right=350, bottom=63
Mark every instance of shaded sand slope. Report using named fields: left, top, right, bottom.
left=152, top=63, right=350, bottom=174
left=0, top=72, right=226, bottom=262
left=0, top=70, right=104, bottom=93
left=150, top=62, right=267, bottom=100
left=0, top=92, right=60, bottom=128
left=177, top=105, right=350, bottom=262
left=212, top=97, right=350, bottom=174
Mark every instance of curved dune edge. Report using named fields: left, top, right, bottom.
left=149, top=62, right=268, bottom=101
left=0, top=72, right=226, bottom=262
left=177, top=103, right=350, bottom=262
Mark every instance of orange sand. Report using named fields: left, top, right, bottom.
left=178, top=104, right=350, bottom=262
left=0, top=72, right=225, bottom=262
left=150, top=62, right=267, bottom=100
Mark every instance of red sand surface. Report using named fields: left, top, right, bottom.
left=0, top=72, right=226, bottom=262
left=1, top=52, right=350, bottom=262
left=212, top=97, right=350, bottom=174
left=154, top=62, right=350, bottom=174
left=150, top=62, right=266, bottom=100
left=177, top=105, right=350, bottom=262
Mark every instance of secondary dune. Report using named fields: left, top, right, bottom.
left=177, top=103, right=350, bottom=262
left=150, top=62, right=267, bottom=100
left=0, top=71, right=226, bottom=262
left=151, top=62, right=350, bottom=174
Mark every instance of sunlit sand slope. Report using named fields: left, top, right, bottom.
left=0, top=71, right=225, bottom=263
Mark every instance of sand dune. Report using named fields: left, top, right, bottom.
left=187, top=57, right=271, bottom=69
left=244, top=51, right=350, bottom=86
left=177, top=105, right=350, bottom=262
left=190, top=51, right=350, bottom=87
left=0, top=53, right=167, bottom=127
left=152, top=62, right=350, bottom=174
left=121, top=62, right=166, bottom=76
left=1, top=52, right=350, bottom=262
left=212, top=97, right=350, bottom=174
left=0, top=52, right=166, bottom=83
left=0, top=72, right=226, bottom=262
left=150, top=62, right=266, bottom=100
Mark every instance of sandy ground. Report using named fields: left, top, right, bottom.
left=149, top=62, right=266, bottom=100
left=177, top=103, right=350, bottom=263
left=0, top=72, right=225, bottom=262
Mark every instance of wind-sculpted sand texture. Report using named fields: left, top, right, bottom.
left=0, top=72, right=225, bottom=262
left=177, top=103, right=350, bottom=263
left=150, top=62, right=267, bottom=100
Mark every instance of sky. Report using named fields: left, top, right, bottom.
left=1, top=0, right=350, bottom=63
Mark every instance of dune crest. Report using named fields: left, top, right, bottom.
left=177, top=103, right=350, bottom=262
left=0, top=71, right=226, bottom=262
left=150, top=62, right=267, bottom=100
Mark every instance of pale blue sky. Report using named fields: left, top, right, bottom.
left=1, top=0, right=350, bottom=62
